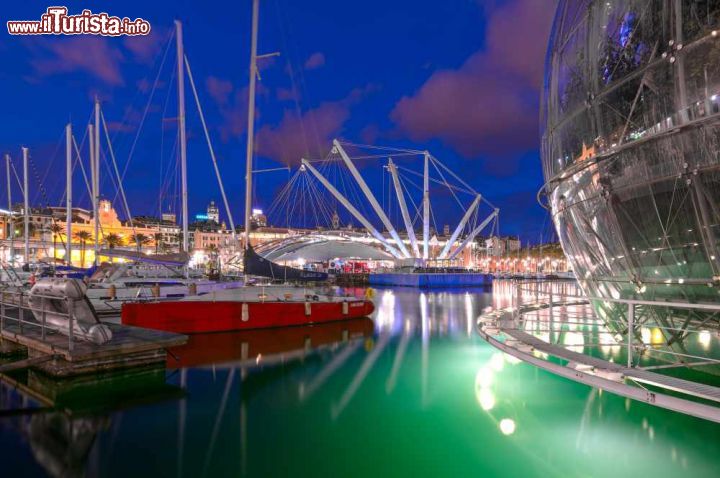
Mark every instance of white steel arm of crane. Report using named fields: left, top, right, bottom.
left=448, top=209, right=499, bottom=260
left=439, top=194, right=481, bottom=259
left=333, top=140, right=411, bottom=258
left=388, top=158, right=420, bottom=257
left=301, top=158, right=403, bottom=258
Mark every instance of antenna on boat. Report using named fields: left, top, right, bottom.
left=175, top=20, right=189, bottom=261
left=244, top=0, right=260, bottom=253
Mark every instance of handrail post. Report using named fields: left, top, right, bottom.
left=68, top=297, right=74, bottom=352
left=41, top=296, right=46, bottom=341
left=19, top=293, right=24, bottom=334
left=627, top=303, right=634, bottom=368
left=549, top=288, right=554, bottom=344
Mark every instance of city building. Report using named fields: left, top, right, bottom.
left=484, top=236, right=521, bottom=257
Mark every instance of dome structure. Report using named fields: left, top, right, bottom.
left=542, top=1, right=720, bottom=347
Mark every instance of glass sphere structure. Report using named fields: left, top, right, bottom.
left=541, top=1, right=720, bottom=352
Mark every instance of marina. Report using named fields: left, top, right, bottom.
left=2, top=0, right=720, bottom=476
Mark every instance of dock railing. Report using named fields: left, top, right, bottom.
left=510, top=279, right=720, bottom=371
left=0, top=287, right=79, bottom=352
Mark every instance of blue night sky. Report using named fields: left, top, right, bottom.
left=0, top=0, right=557, bottom=243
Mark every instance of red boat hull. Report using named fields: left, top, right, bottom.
left=121, top=299, right=375, bottom=334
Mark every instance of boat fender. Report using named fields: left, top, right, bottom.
left=342, top=302, right=349, bottom=315
left=86, top=324, right=114, bottom=345
left=304, top=302, right=311, bottom=316
left=241, top=303, right=249, bottom=321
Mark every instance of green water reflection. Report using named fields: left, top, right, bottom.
left=1, top=284, right=720, bottom=477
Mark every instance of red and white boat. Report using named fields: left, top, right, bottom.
left=121, top=286, right=375, bottom=334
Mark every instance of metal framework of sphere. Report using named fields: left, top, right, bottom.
left=541, top=1, right=720, bottom=354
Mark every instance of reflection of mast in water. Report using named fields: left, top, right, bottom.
left=28, top=413, right=108, bottom=478
left=421, top=292, right=429, bottom=406
left=171, top=317, right=374, bottom=474
left=332, top=333, right=391, bottom=420
left=386, top=319, right=412, bottom=394
left=300, top=340, right=363, bottom=402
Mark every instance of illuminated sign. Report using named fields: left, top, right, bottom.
left=195, top=214, right=208, bottom=220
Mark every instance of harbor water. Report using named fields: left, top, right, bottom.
left=1, top=282, right=720, bottom=477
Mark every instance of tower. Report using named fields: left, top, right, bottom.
left=207, top=200, right=219, bottom=223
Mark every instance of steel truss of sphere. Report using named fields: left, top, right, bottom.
left=541, top=0, right=720, bottom=361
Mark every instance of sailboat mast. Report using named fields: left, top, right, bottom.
left=94, top=99, right=100, bottom=265
left=244, top=0, right=260, bottom=250
left=5, top=154, right=13, bottom=265
left=22, top=147, right=29, bottom=265
left=65, top=123, right=72, bottom=265
left=175, top=20, right=189, bottom=254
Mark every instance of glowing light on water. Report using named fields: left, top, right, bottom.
left=490, top=352, right=505, bottom=372
left=499, top=418, right=516, bottom=435
left=476, top=387, right=496, bottom=411
left=475, top=367, right=494, bottom=389
left=504, top=353, right=522, bottom=365
left=698, top=330, right=712, bottom=349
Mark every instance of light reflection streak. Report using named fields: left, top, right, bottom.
left=331, top=333, right=391, bottom=420
left=420, top=292, right=429, bottom=406
left=299, top=341, right=363, bottom=402
left=386, top=321, right=412, bottom=394
left=465, top=293, right=474, bottom=337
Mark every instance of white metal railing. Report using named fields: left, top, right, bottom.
left=0, top=287, right=79, bottom=351
left=510, top=279, right=720, bottom=370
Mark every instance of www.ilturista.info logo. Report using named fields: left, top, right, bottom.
left=7, top=7, right=151, bottom=36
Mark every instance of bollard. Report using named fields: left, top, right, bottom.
left=188, top=283, right=197, bottom=296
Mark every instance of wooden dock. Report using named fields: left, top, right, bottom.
left=0, top=321, right=188, bottom=377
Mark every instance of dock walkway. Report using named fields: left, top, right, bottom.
left=0, top=293, right=187, bottom=377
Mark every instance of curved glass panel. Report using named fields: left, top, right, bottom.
left=542, top=1, right=720, bottom=353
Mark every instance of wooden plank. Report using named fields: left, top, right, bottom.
left=0, top=355, right=55, bottom=373
left=0, top=323, right=187, bottom=362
